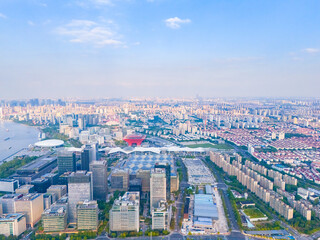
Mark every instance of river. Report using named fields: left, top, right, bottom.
left=0, top=121, right=40, bottom=161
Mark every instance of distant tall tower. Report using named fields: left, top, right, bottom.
left=68, top=171, right=93, bottom=223
left=89, top=161, right=108, bottom=201
left=57, top=150, right=76, bottom=175
left=80, top=145, right=92, bottom=171
left=150, top=168, right=166, bottom=209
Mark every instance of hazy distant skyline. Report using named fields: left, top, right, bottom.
left=0, top=0, right=320, bottom=99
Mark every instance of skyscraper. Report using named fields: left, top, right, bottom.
left=68, top=171, right=93, bottom=223
left=57, top=150, right=76, bottom=175
left=150, top=168, right=166, bottom=209
left=89, top=161, right=108, bottom=201
left=154, top=163, right=171, bottom=200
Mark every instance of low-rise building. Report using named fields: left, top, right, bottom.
left=0, top=179, right=19, bottom=193
left=15, top=185, right=35, bottom=194
left=151, top=201, right=171, bottom=230
left=0, top=213, right=26, bottom=236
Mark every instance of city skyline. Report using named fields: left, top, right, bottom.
left=1, top=0, right=320, bottom=98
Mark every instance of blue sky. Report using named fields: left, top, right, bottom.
left=0, top=0, right=320, bottom=99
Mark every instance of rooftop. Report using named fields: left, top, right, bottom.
left=15, top=193, right=41, bottom=202
left=0, top=213, right=25, bottom=222
left=194, top=194, right=218, bottom=220
left=34, top=139, right=64, bottom=148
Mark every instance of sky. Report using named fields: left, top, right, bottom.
left=0, top=0, right=320, bottom=99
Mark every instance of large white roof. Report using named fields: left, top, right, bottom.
left=102, top=146, right=208, bottom=154
left=34, top=139, right=64, bottom=147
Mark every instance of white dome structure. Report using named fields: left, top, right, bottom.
left=34, top=139, right=64, bottom=148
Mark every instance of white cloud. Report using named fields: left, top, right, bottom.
left=28, top=20, right=35, bottom=26
left=0, top=13, right=7, bottom=19
left=55, top=19, right=123, bottom=46
left=303, top=48, right=319, bottom=54
left=90, top=0, right=113, bottom=5
left=165, top=17, right=191, bottom=29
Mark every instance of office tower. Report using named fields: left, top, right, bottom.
left=0, top=179, right=19, bottom=193
left=77, top=200, right=98, bottom=231
left=15, top=185, right=35, bottom=194
left=68, top=171, right=93, bottom=223
left=14, top=193, right=43, bottom=228
left=110, top=169, right=129, bottom=192
left=155, top=163, right=171, bottom=199
left=0, top=213, right=26, bottom=236
left=0, top=194, right=20, bottom=214
left=109, top=192, right=139, bottom=232
left=150, top=168, right=166, bottom=208
left=151, top=200, right=171, bottom=230
left=89, top=161, right=108, bottom=201
left=136, top=169, right=150, bottom=192
left=57, top=150, right=76, bottom=175
left=81, top=145, right=92, bottom=171
left=42, top=202, right=68, bottom=232
left=46, top=185, right=67, bottom=202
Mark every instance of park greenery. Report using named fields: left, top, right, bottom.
left=0, top=156, right=37, bottom=178
left=30, top=231, right=97, bottom=240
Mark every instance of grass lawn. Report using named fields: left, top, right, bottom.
left=186, top=143, right=216, bottom=148
left=186, top=143, right=233, bottom=149
left=243, top=208, right=266, bottom=219
left=212, top=144, right=234, bottom=150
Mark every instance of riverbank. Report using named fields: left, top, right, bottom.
left=0, top=120, right=40, bottom=161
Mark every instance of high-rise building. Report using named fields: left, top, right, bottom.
left=43, top=194, right=52, bottom=210
left=57, top=150, right=76, bottom=175
left=14, top=193, right=43, bottom=228
left=68, top=171, right=93, bottom=223
left=154, top=163, right=171, bottom=200
left=136, top=169, right=150, bottom=192
left=42, top=203, right=68, bottom=232
left=110, top=169, right=129, bottom=192
left=42, top=199, right=68, bottom=232
left=77, top=200, right=99, bottom=231
left=46, top=185, right=67, bottom=202
left=0, top=194, right=21, bottom=214
left=89, top=161, right=108, bottom=201
left=81, top=145, right=93, bottom=171
left=0, top=213, right=26, bottom=236
left=109, top=192, right=139, bottom=232
left=150, top=168, right=166, bottom=209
